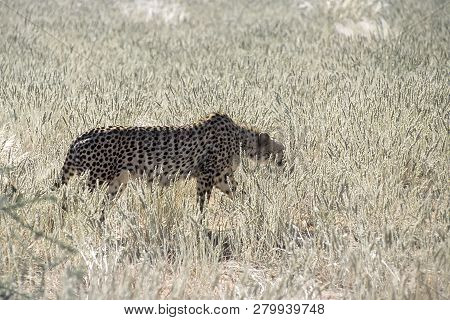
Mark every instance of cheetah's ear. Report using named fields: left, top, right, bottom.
left=258, top=133, right=270, bottom=147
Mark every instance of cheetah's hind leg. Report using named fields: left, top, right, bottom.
left=196, top=174, right=213, bottom=222
left=89, top=170, right=130, bottom=224
left=107, top=170, right=131, bottom=199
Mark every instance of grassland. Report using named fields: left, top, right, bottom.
left=0, top=0, right=448, bottom=299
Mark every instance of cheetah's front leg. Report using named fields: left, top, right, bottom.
left=214, top=170, right=237, bottom=198
left=107, top=170, right=131, bottom=198
left=196, top=174, right=213, bottom=213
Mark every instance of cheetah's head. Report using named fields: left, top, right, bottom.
left=249, top=132, right=285, bottom=167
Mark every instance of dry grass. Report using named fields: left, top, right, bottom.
left=0, top=0, right=449, bottom=299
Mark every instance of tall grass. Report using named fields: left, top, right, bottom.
left=0, top=0, right=448, bottom=299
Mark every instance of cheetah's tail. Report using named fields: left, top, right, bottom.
left=51, top=177, right=63, bottom=191
left=51, top=168, right=69, bottom=191
left=52, top=149, right=80, bottom=191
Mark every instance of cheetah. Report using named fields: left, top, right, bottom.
left=55, top=113, right=285, bottom=211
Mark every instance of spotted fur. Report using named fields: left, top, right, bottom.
left=55, top=113, right=285, bottom=211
